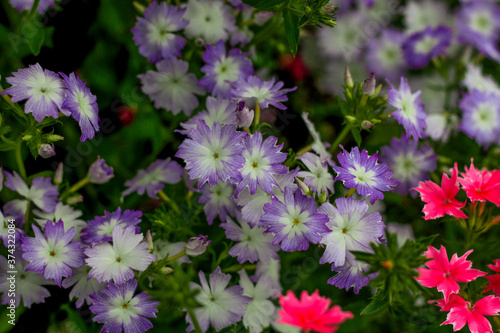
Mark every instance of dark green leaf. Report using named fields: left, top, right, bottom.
left=416, top=234, right=438, bottom=247
left=282, top=8, right=300, bottom=56
left=351, top=127, right=362, bottom=146
left=20, top=17, right=45, bottom=56
left=332, top=181, right=344, bottom=199
left=242, top=0, right=287, bottom=9
left=0, top=141, right=16, bottom=151
left=360, top=290, right=389, bottom=315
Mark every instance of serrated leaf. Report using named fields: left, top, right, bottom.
left=242, top=0, right=287, bottom=9
left=416, top=234, right=437, bottom=247
left=360, top=291, right=389, bottom=315
left=282, top=8, right=300, bottom=56
left=351, top=127, right=362, bottom=146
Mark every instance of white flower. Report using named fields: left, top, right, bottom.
left=239, top=270, right=275, bottom=333
left=184, top=0, right=236, bottom=44
left=34, top=202, right=86, bottom=240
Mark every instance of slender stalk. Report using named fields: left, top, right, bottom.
left=165, top=250, right=186, bottom=263
left=253, top=103, right=261, bottom=129
left=158, top=190, right=180, bottom=214
left=67, top=177, right=90, bottom=195
left=23, top=201, right=31, bottom=233
left=14, top=142, right=27, bottom=180
left=345, top=187, right=356, bottom=198
left=28, top=0, right=41, bottom=19
left=329, top=124, right=352, bottom=153
left=187, top=307, right=202, bottom=333
left=223, top=264, right=256, bottom=273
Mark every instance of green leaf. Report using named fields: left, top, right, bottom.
left=27, top=170, right=54, bottom=184
left=0, top=141, right=16, bottom=152
left=20, top=17, right=45, bottom=56
left=416, top=234, right=438, bottom=247
left=332, top=181, right=344, bottom=199
left=282, top=8, right=300, bottom=56
left=242, top=0, right=287, bottom=9
left=351, top=127, right=362, bottom=146
left=360, top=290, right=389, bottom=315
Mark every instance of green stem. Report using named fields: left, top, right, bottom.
left=28, top=0, right=41, bottom=19
left=187, top=307, right=202, bottom=333
left=253, top=103, right=261, bottom=129
left=158, top=190, right=180, bottom=214
left=14, top=142, right=27, bottom=180
left=165, top=250, right=186, bottom=263
left=223, top=264, right=256, bottom=273
left=345, top=187, right=356, bottom=198
left=329, top=124, right=352, bottom=153
left=66, top=177, right=90, bottom=195
left=23, top=201, right=31, bottom=233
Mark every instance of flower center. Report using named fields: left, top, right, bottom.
left=252, top=162, right=258, bottom=168
left=116, top=257, right=122, bottom=263
left=50, top=251, right=56, bottom=257
left=122, top=303, right=128, bottom=309
left=444, top=272, right=451, bottom=278
left=214, top=153, right=219, bottom=159
left=293, top=218, right=300, bottom=225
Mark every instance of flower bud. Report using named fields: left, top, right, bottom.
left=185, top=235, right=211, bottom=256
left=318, top=190, right=327, bottom=204
left=322, top=4, right=336, bottom=13
left=361, top=120, right=374, bottom=129
left=88, top=156, right=114, bottom=184
left=236, top=105, right=254, bottom=128
left=159, top=267, right=174, bottom=275
left=22, top=134, right=33, bottom=141
left=362, top=73, right=376, bottom=95
left=54, top=162, right=63, bottom=185
left=67, top=195, right=83, bottom=205
left=46, top=134, right=64, bottom=142
left=295, top=177, right=310, bottom=195
left=344, top=67, right=353, bottom=89
left=145, top=230, right=154, bottom=251
left=38, top=144, right=56, bottom=159
left=345, top=115, right=357, bottom=124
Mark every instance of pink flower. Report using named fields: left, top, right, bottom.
left=415, top=246, right=486, bottom=302
left=429, top=293, right=467, bottom=312
left=412, top=163, right=468, bottom=220
left=277, top=290, right=353, bottom=333
left=484, top=260, right=500, bottom=296
left=441, top=295, right=500, bottom=333
left=458, top=159, right=500, bottom=206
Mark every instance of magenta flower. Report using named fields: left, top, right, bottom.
left=416, top=245, right=487, bottom=302
left=441, top=295, right=500, bottom=333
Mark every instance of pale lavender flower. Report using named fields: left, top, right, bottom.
left=131, top=1, right=189, bottom=62
left=175, top=120, right=245, bottom=188
left=33, top=202, right=87, bottom=240
left=366, top=29, right=407, bottom=82
left=85, top=226, right=157, bottom=284
left=138, top=58, right=205, bottom=116
left=328, top=254, right=377, bottom=294
left=185, top=235, right=211, bottom=256
left=123, top=158, right=184, bottom=199
left=9, top=0, right=56, bottom=14
left=178, top=97, right=238, bottom=135
left=235, top=168, right=298, bottom=227
left=4, top=171, right=58, bottom=213
left=301, top=113, right=334, bottom=166
left=459, top=89, right=500, bottom=148
left=81, top=208, right=142, bottom=244
left=402, top=26, right=453, bottom=69
left=260, top=187, right=329, bottom=252
left=234, top=131, right=287, bottom=197
left=333, top=146, right=399, bottom=205
left=21, top=221, right=85, bottom=287
left=404, top=0, right=452, bottom=33
left=186, top=267, right=251, bottom=332
left=184, top=0, right=236, bottom=45
left=60, top=72, right=100, bottom=142
left=297, top=152, right=334, bottom=195
left=198, top=181, right=238, bottom=225
left=38, top=144, right=55, bottom=158
left=380, top=136, right=437, bottom=195
left=318, top=197, right=384, bottom=267
left=236, top=101, right=254, bottom=128
left=386, top=76, right=427, bottom=140
left=251, top=258, right=281, bottom=296
left=0, top=209, right=25, bottom=247
left=231, top=76, right=297, bottom=110
left=88, top=156, right=113, bottom=184
left=199, top=40, right=253, bottom=98
left=1, top=63, right=65, bottom=122
left=221, top=215, right=279, bottom=264
left=89, top=279, right=159, bottom=333
left=62, top=266, right=106, bottom=308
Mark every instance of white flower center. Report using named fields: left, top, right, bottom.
left=470, top=11, right=493, bottom=36
left=147, top=18, right=175, bottom=46
left=472, top=102, right=498, bottom=131
left=415, top=35, right=438, bottom=54
left=349, top=165, right=376, bottom=186
left=241, top=150, right=270, bottom=179
left=378, top=43, right=403, bottom=69
left=214, top=57, right=239, bottom=84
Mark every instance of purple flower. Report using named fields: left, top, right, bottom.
left=90, top=279, right=159, bottom=333
left=328, top=254, right=377, bottom=294
left=62, top=266, right=106, bottom=308
left=60, top=72, right=100, bottom=142
left=33, top=202, right=87, bottom=240
left=386, top=76, right=427, bottom=140
left=186, top=267, right=251, bottom=332
left=175, top=120, right=245, bottom=188
left=9, top=0, right=56, bottom=14
left=38, top=144, right=55, bottom=159
left=231, top=76, right=297, bottom=110
left=333, top=146, right=399, bottom=205
left=132, top=1, right=189, bottom=62
left=402, top=26, right=453, bottom=69
left=366, top=29, right=407, bottom=82
left=88, top=156, right=114, bottom=184
left=185, top=235, right=211, bottom=256
left=178, top=97, right=238, bottom=135
left=85, top=226, right=157, bottom=284
left=21, top=221, right=85, bottom=287
left=234, top=131, right=287, bottom=197
left=260, top=187, right=329, bottom=252
left=184, top=0, right=236, bottom=45
left=198, top=181, right=238, bottom=225
left=1, top=63, right=65, bottom=122
left=4, top=171, right=58, bottom=213
left=123, top=158, right=184, bottom=199
left=252, top=257, right=281, bottom=295
left=81, top=208, right=142, bottom=244
left=138, top=58, right=205, bottom=116
left=221, top=215, right=279, bottom=264
left=236, top=102, right=254, bottom=128
left=380, top=136, right=437, bottom=195
left=199, top=40, right=253, bottom=98
left=457, top=1, right=500, bottom=61
left=318, top=198, right=385, bottom=267
left=459, top=89, right=500, bottom=148
left=297, top=152, right=334, bottom=195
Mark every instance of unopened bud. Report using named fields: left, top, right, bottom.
left=132, top=1, right=145, bottom=13
left=345, top=115, right=357, bottom=124
left=295, top=177, right=310, bottom=196
left=362, top=73, right=376, bottom=95
left=345, top=67, right=353, bottom=88
left=159, top=267, right=174, bottom=275
left=318, top=190, right=327, bottom=204
left=371, top=84, right=382, bottom=98
left=54, top=162, right=63, bottom=185
left=195, top=37, right=205, bottom=47
left=185, top=235, right=211, bottom=256
left=236, top=102, right=254, bottom=128
left=67, top=195, right=83, bottom=205
left=145, top=230, right=154, bottom=251
left=46, top=134, right=64, bottom=142
left=22, top=134, right=33, bottom=141
left=322, top=4, right=336, bottom=13
left=361, top=120, right=374, bottom=129
left=38, top=144, right=56, bottom=159
left=88, top=156, right=114, bottom=184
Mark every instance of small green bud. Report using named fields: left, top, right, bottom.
left=46, top=134, right=64, bottom=142
left=318, top=191, right=327, bottom=204
left=22, top=134, right=33, bottom=141
left=361, top=120, right=374, bottom=129
left=345, top=67, right=353, bottom=89
left=345, top=115, right=357, bottom=124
